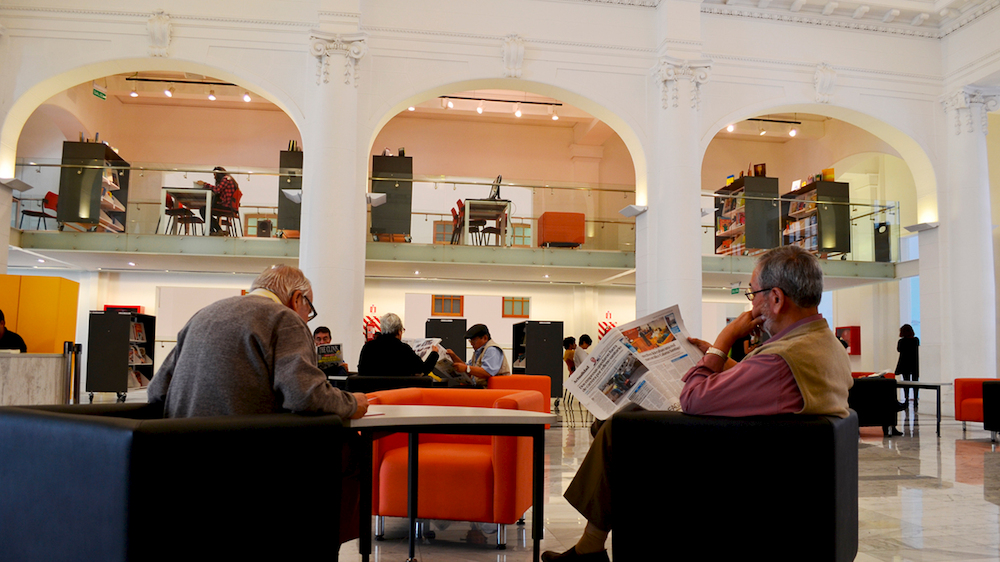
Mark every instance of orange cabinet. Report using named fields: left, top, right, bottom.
left=0, top=274, right=79, bottom=353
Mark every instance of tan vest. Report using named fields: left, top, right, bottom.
left=746, top=318, right=853, bottom=418
left=472, top=339, right=511, bottom=380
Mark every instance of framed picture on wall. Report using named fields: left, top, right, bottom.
left=835, top=326, right=860, bottom=356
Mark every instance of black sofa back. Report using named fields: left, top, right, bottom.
left=611, top=410, right=858, bottom=562
left=0, top=403, right=344, bottom=562
left=848, top=376, right=899, bottom=427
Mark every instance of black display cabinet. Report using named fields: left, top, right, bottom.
left=57, top=141, right=130, bottom=232
left=426, top=318, right=467, bottom=359
left=715, top=176, right=781, bottom=256
left=86, top=310, right=156, bottom=402
left=512, top=320, right=563, bottom=398
left=784, top=180, right=851, bottom=254
left=370, top=155, right=412, bottom=238
left=278, top=150, right=303, bottom=231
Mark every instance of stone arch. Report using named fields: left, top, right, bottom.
left=0, top=58, right=305, bottom=178
left=702, top=103, right=938, bottom=226
left=363, top=78, right=649, bottom=203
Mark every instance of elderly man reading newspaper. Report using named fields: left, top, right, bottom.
left=546, top=245, right=853, bottom=562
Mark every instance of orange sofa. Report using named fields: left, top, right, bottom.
left=365, top=387, right=545, bottom=548
left=955, top=378, right=995, bottom=428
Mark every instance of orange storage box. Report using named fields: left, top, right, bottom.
left=538, top=211, right=585, bottom=248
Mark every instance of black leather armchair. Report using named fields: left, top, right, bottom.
left=0, top=402, right=344, bottom=562
left=848, top=376, right=899, bottom=430
left=345, top=374, right=436, bottom=393
left=611, top=410, right=858, bottom=562
left=984, top=380, right=1000, bottom=443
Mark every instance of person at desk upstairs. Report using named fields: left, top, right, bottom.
left=357, top=313, right=439, bottom=377
left=574, top=334, right=592, bottom=370
left=446, top=323, right=511, bottom=386
left=542, top=245, right=853, bottom=562
left=0, top=309, right=27, bottom=353
left=195, top=166, right=241, bottom=235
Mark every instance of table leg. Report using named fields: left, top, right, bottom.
left=532, top=425, right=544, bottom=562
left=407, top=432, right=419, bottom=562
left=936, top=386, right=941, bottom=437
left=360, top=431, right=373, bottom=562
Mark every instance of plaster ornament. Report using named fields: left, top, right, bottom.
left=502, top=34, right=525, bottom=78
left=310, top=32, right=368, bottom=87
left=814, top=63, right=836, bottom=103
left=942, top=87, right=1000, bottom=136
left=655, top=56, right=712, bottom=110
left=147, top=11, right=171, bottom=57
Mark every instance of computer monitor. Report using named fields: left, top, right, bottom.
left=489, top=175, right=502, bottom=200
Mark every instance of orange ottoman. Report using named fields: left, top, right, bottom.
left=538, top=212, right=585, bottom=248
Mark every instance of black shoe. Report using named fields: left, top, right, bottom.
left=896, top=401, right=907, bottom=412
left=883, top=427, right=903, bottom=437
left=541, top=547, right=610, bottom=562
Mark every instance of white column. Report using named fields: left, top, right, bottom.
left=0, top=182, right=11, bottom=272
left=299, top=32, right=368, bottom=366
left=636, top=56, right=710, bottom=337
left=938, top=87, right=999, bottom=382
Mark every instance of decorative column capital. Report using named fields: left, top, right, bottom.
left=147, top=10, right=171, bottom=57
left=309, top=31, right=368, bottom=87
left=654, top=56, right=711, bottom=110
left=814, top=63, right=836, bottom=104
left=941, top=87, right=1000, bottom=136
left=501, top=34, right=526, bottom=78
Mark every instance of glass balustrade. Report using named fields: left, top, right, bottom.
left=11, top=158, right=899, bottom=263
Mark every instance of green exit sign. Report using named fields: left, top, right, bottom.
left=93, top=88, right=106, bottom=100
left=731, top=287, right=740, bottom=295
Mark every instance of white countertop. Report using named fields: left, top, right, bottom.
left=345, top=404, right=556, bottom=428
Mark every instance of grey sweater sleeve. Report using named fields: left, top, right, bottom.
left=272, top=311, right=358, bottom=418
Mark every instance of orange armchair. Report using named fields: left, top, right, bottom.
left=366, top=388, right=545, bottom=548
left=954, top=378, right=994, bottom=428
left=489, top=374, right=551, bottom=428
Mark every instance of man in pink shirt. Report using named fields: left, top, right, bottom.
left=543, top=246, right=852, bottom=562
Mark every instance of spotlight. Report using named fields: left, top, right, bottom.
left=477, top=100, right=484, bottom=114
left=130, top=87, right=138, bottom=98
left=758, top=125, right=766, bottom=136
left=549, top=106, right=558, bottom=120
left=208, top=90, right=216, bottom=101
left=243, top=91, right=251, bottom=102
left=514, top=102, right=522, bottom=118
left=788, top=128, right=797, bottom=137
left=407, top=106, right=415, bottom=111
left=726, top=124, right=734, bottom=133
left=164, top=86, right=174, bottom=97
left=447, top=99, right=454, bottom=109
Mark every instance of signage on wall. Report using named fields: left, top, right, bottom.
left=92, top=81, right=107, bottom=100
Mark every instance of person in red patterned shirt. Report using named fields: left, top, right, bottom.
left=196, top=166, right=242, bottom=234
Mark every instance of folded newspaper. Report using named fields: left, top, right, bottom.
left=565, top=305, right=703, bottom=419
left=401, top=337, right=478, bottom=386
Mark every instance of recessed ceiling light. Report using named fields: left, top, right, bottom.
left=37, top=258, right=45, bottom=263
left=726, top=124, right=735, bottom=133
left=407, top=106, right=415, bottom=111
left=414, top=270, right=420, bottom=275
left=128, top=262, right=136, bottom=267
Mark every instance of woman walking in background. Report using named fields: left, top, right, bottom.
left=896, top=324, right=920, bottom=408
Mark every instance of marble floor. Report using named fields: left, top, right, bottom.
left=112, top=390, right=1000, bottom=561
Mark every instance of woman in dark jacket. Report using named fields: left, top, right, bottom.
left=895, top=324, right=920, bottom=407
left=358, top=313, right=439, bottom=376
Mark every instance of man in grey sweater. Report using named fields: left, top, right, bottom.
left=148, top=264, right=367, bottom=418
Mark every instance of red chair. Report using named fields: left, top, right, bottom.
left=488, top=375, right=551, bottom=428
left=366, top=387, right=545, bottom=549
left=955, top=378, right=994, bottom=430
left=20, top=191, right=58, bottom=230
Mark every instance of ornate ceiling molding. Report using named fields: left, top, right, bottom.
left=309, top=32, right=368, bottom=87
left=573, top=0, right=659, bottom=6
left=700, top=6, right=939, bottom=39
left=655, top=56, right=712, bottom=110
left=147, top=11, right=171, bottom=58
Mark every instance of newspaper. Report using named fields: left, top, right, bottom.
left=565, top=305, right=702, bottom=419
left=401, top=337, right=441, bottom=361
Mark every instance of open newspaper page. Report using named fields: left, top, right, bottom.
left=401, top=337, right=441, bottom=361
left=565, top=305, right=702, bottom=419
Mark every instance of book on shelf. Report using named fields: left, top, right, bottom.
left=130, top=321, right=146, bottom=342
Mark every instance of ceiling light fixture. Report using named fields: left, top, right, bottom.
left=549, top=106, right=558, bottom=120
left=447, top=99, right=454, bottom=109
left=514, top=102, right=522, bottom=118
left=726, top=124, right=735, bottom=133
left=243, top=91, right=252, bottom=102
left=788, top=128, right=797, bottom=137
left=130, top=87, right=138, bottom=98
left=407, top=106, right=415, bottom=111
left=477, top=100, right=484, bottom=114
left=164, top=86, right=174, bottom=97
left=208, top=90, right=216, bottom=101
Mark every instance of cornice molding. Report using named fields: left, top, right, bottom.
left=572, top=0, right=659, bottom=6
left=0, top=6, right=314, bottom=28
left=708, top=53, right=940, bottom=84
left=701, top=6, right=938, bottom=39
left=940, top=0, right=1000, bottom=38
left=360, top=25, right=654, bottom=54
